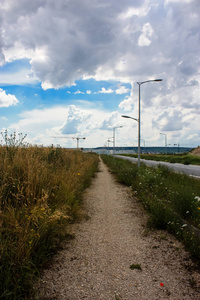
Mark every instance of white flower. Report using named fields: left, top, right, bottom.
left=182, top=224, right=187, bottom=228
left=194, top=196, right=200, bottom=202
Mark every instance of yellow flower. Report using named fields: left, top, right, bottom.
left=77, top=173, right=81, bottom=175
left=198, top=207, right=200, bottom=210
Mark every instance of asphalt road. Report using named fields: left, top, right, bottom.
left=114, top=155, right=200, bottom=178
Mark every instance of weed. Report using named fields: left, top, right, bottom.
left=0, top=146, right=99, bottom=299
left=189, top=278, right=197, bottom=288
left=114, top=293, right=123, bottom=300
left=130, top=263, right=142, bottom=270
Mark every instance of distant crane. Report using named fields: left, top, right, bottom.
left=51, top=136, right=86, bottom=150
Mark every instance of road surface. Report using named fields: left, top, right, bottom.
left=115, top=155, right=200, bottom=178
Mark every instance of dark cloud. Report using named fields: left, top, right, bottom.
left=0, top=0, right=199, bottom=112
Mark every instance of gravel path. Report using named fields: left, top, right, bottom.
left=35, top=159, right=200, bottom=300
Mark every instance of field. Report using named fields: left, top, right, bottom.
left=0, top=146, right=99, bottom=299
left=101, top=155, right=200, bottom=261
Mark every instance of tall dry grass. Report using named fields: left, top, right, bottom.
left=0, top=146, right=99, bottom=299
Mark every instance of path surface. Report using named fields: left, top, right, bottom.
left=35, top=159, right=200, bottom=300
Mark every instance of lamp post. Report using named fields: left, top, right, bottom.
left=107, top=137, right=113, bottom=154
left=160, top=133, right=167, bottom=156
left=137, top=79, right=162, bottom=167
left=113, top=126, right=123, bottom=156
left=122, top=79, right=162, bottom=167
left=122, top=115, right=138, bottom=155
left=140, top=139, right=145, bottom=153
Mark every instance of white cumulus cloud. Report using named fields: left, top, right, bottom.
left=97, top=87, right=114, bottom=94
left=0, top=88, right=19, bottom=107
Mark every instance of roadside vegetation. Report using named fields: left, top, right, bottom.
left=0, top=139, right=99, bottom=299
left=119, top=153, right=200, bottom=165
left=101, top=155, right=200, bottom=261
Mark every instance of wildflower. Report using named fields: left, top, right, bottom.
left=77, top=173, right=81, bottom=176
left=182, top=224, right=187, bottom=228
left=194, top=196, right=200, bottom=202
left=198, top=207, right=200, bottom=210
left=160, top=283, right=164, bottom=287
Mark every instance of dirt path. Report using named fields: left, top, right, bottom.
left=35, top=159, right=200, bottom=300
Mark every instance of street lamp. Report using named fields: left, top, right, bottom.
left=122, top=115, right=138, bottom=154
left=137, top=79, right=162, bottom=167
left=113, top=126, right=123, bottom=156
left=121, top=115, right=138, bottom=122
left=122, top=79, right=162, bottom=167
left=140, top=138, right=145, bottom=153
left=107, top=137, right=113, bottom=154
left=160, top=133, right=167, bottom=156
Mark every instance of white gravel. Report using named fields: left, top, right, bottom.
left=35, top=158, right=200, bottom=300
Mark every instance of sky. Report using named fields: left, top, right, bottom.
left=0, top=0, right=199, bottom=149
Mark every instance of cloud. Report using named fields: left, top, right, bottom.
left=74, top=90, right=84, bottom=94
left=96, top=87, right=114, bottom=94
left=8, top=102, right=117, bottom=147
left=152, top=108, right=188, bottom=132
left=116, top=86, right=130, bottom=94
left=100, top=111, right=121, bottom=130
left=0, top=66, right=38, bottom=85
left=118, top=96, right=133, bottom=111
left=60, top=105, right=91, bottom=134
left=0, top=88, right=19, bottom=107
left=1, top=116, right=8, bottom=120
left=10, top=106, right=67, bottom=133
left=0, top=0, right=199, bottom=147
left=138, top=22, right=153, bottom=46
left=118, top=85, right=136, bottom=111
left=0, top=0, right=199, bottom=96
left=86, top=90, right=91, bottom=94
left=187, top=133, right=198, bottom=141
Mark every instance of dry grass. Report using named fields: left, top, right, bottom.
left=0, top=146, right=99, bottom=299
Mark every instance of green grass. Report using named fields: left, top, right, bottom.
left=0, top=146, right=99, bottom=299
left=130, top=263, right=142, bottom=270
left=119, top=153, right=200, bottom=165
left=101, top=155, right=200, bottom=260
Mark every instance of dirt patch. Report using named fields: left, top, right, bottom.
left=190, top=146, right=200, bottom=157
left=34, top=159, right=200, bottom=300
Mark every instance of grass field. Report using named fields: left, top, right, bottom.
left=0, top=145, right=99, bottom=299
left=101, top=154, right=200, bottom=261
